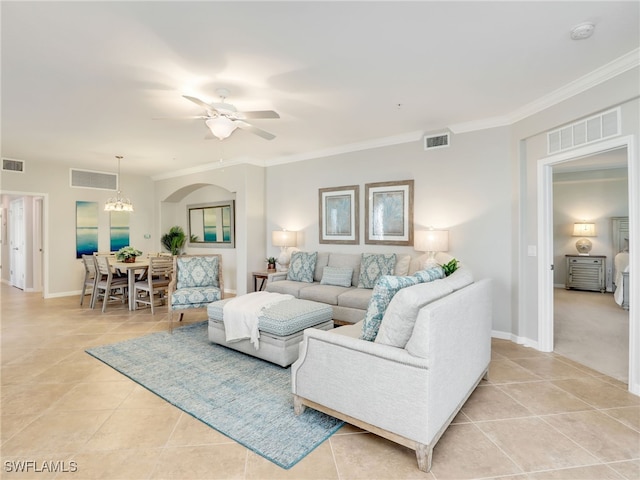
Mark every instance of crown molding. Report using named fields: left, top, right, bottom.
left=151, top=156, right=264, bottom=181
left=265, top=130, right=425, bottom=166
left=450, top=48, right=639, bottom=134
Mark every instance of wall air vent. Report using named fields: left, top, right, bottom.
left=2, top=158, right=25, bottom=173
left=547, top=107, right=620, bottom=155
left=70, top=169, right=118, bottom=191
left=424, top=132, right=450, bottom=150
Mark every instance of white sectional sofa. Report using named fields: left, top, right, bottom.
left=291, top=266, right=492, bottom=472
left=265, top=251, right=413, bottom=324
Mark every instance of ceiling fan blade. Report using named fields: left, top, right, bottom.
left=183, top=95, right=216, bottom=112
left=153, top=115, right=210, bottom=120
left=237, top=110, right=280, bottom=119
left=236, top=121, right=276, bottom=140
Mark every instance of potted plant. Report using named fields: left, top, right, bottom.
left=266, top=256, right=277, bottom=270
left=116, top=246, right=143, bottom=263
left=162, top=226, right=187, bottom=255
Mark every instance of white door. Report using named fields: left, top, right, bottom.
left=34, top=198, right=44, bottom=292
left=9, top=198, right=25, bottom=289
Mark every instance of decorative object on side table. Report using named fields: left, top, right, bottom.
left=414, top=227, right=449, bottom=268
left=266, top=257, right=277, bottom=271
left=116, top=246, right=143, bottom=263
left=272, top=230, right=297, bottom=271
left=572, top=221, right=596, bottom=255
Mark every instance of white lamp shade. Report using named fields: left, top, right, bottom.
left=572, top=222, right=596, bottom=237
left=205, top=116, right=237, bottom=140
left=414, top=229, right=449, bottom=252
left=272, top=230, right=297, bottom=247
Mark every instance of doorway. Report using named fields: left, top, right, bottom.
left=537, top=135, right=639, bottom=394
left=9, top=198, right=25, bottom=289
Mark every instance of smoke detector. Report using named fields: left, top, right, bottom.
left=570, top=22, right=595, bottom=40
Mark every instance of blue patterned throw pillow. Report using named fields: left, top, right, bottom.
left=287, top=251, right=317, bottom=283
left=413, top=266, right=445, bottom=283
left=360, top=275, right=418, bottom=341
left=357, top=253, right=397, bottom=289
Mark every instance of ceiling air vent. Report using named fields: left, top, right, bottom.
left=547, top=107, right=620, bottom=155
left=424, top=132, right=450, bottom=150
left=70, top=169, right=118, bottom=191
left=2, top=158, right=25, bottom=173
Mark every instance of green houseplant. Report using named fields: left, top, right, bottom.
left=161, top=226, right=187, bottom=255
left=116, top=246, right=143, bottom=263
left=266, top=256, right=277, bottom=270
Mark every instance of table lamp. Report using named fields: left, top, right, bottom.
left=414, top=228, right=449, bottom=267
left=272, top=230, right=297, bottom=271
left=572, top=222, right=596, bottom=255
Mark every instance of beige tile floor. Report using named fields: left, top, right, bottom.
left=1, top=284, right=639, bottom=480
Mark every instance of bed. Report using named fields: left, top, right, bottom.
left=612, top=216, right=629, bottom=310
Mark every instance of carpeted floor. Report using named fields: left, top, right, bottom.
left=86, top=322, right=343, bottom=469
left=554, top=288, right=630, bottom=382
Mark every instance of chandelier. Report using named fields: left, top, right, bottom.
left=104, top=155, right=134, bottom=212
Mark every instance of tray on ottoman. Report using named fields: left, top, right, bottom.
left=207, top=296, right=333, bottom=367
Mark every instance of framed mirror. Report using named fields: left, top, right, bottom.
left=187, top=200, right=235, bottom=248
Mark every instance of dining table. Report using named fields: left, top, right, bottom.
left=112, top=258, right=150, bottom=310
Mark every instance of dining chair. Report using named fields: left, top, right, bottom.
left=134, top=256, right=174, bottom=313
left=92, top=254, right=129, bottom=312
left=80, top=254, right=97, bottom=306
left=168, top=254, right=223, bottom=329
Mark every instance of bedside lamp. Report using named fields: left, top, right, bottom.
left=415, top=228, right=449, bottom=267
left=572, top=222, right=596, bottom=255
left=272, top=230, right=297, bottom=271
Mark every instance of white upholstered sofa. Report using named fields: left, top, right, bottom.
left=265, top=251, right=413, bottom=324
left=291, top=264, right=492, bottom=472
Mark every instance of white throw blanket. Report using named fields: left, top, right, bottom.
left=223, top=292, right=294, bottom=349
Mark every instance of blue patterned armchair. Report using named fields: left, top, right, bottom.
left=168, top=254, right=224, bottom=328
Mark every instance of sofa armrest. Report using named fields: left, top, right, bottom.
left=267, top=271, right=288, bottom=283
left=292, top=328, right=432, bottom=443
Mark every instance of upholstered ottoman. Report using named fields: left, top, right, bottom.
left=207, top=295, right=333, bottom=367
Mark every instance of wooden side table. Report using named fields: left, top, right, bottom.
left=252, top=270, right=277, bottom=292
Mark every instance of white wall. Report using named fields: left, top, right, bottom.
left=266, top=127, right=514, bottom=334
left=514, top=66, right=639, bottom=344
left=553, top=167, right=628, bottom=290
left=154, top=162, right=266, bottom=296
left=0, top=159, right=155, bottom=297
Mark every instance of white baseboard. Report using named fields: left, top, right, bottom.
left=492, top=330, right=540, bottom=350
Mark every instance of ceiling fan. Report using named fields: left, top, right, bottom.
left=181, top=88, right=279, bottom=141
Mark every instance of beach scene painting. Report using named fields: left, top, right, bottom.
left=110, top=211, right=130, bottom=252
left=76, top=201, right=98, bottom=258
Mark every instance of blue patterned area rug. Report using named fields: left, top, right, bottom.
left=86, top=322, right=343, bottom=469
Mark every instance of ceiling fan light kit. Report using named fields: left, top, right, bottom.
left=181, top=90, right=279, bottom=141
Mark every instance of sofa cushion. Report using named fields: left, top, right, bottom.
left=337, top=287, right=373, bottom=310
left=375, top=280, right=454, bottom=348
left=265, top=279, right=314, bottom=297
left=327, top=253, right=362, bottom=286
left=360, top=275, right=419, bottom=341
left=357, top=253, right=397, bottom=288
left=299, top=284, right=351, bottom=305
left=287, top=251, right=318, bottom=283
left=320, top=266, right=354, bottom=287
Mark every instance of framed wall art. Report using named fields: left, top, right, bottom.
left=318, top=185, right=359, bottom=244
left=365, top=180, right=414, bottom=245
left=110, top=211, right=130, bottom=252
left=76, top=201, right=98, bottom=258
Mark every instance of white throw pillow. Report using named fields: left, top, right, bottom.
left=375, top=280, right=453, bottom=348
